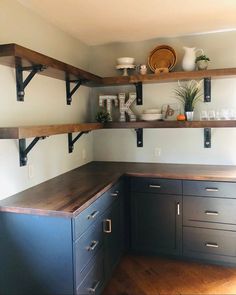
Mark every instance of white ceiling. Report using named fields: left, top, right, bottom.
left=17, top=0, right=236, bottom=45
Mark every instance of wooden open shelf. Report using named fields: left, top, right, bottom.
left=1, top=44, right=236, bottom=88
left=102, top=68, right=236, bottom=86
left=0, top=123, right=103, bottom=139
left=0, top=44, right=102, bottom=86
left=104, top=120, right=236, bottom=129
left=1, top=120, right=235, bottom=140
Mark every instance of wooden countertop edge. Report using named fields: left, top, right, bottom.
left=0, top=175, right=124, bottom=218
left=124, top=172, right=236, bottom=182
left=1, top=163, right=236, bottom=217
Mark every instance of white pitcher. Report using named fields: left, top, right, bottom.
left=182, top=47, right=204, bottom=71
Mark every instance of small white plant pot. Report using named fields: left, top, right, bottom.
left=196, top=60, right=209, bottom=70
left=185, top=111, right=194, bottom=121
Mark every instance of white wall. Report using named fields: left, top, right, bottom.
left=1, top=1, right=236, bottom=201
left=0, top=0, right=93, bottom=200
left=90, top=31, right=236, bottom=165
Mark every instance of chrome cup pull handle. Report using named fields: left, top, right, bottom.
left=205, top=210, right=219, bottom=216
left=111, top=190, right=119, bottom=197
left=205, top=188, right=219, bottom=192
left=87, top=210, right=99, bottom=220
left=86, top=240, right=99, bottom=251
left=205, top=242, right=219, bottom=248
left=103, top=219, right=112, bottom=233
left=177, top=202, right=180, bottom=216
left=149, top=184, right=161, bottom=188
left=87, top=280, right=100, bottom=293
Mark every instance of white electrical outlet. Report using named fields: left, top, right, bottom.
left=28, top=164, right=34, bottom=179
left=154, top=147, right=161, bottom=158
left=82, top=149, right=87, bottom=160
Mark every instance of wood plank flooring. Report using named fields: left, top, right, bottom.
left=103, top=255, right=236, bottom=295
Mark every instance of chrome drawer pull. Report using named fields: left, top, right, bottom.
left=205, top=210, right=219, bottom=216
left=149, top=184, right=161, bottom=188
left=87, top=210, right=99, bottom=220
left=111, top=190, right=119, bottom=197
left=205, top=243, right=219, bottom=248
left=103, top=219, right=112, bottom=233
left=205, top=188, right=219, bottom=192
left=87, top=240, right=99, bottom=251
left=177, top=202, right=180, bottom=216
left=87, top=280, right=100, bottom=293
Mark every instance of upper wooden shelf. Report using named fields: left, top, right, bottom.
left=104, top=120, right=236, bottom=129
left=102, top=68, right=236, bottom=86
left=0, top=123, right=103, bottom=139
left=0, top=44, right=102, bottom=86
left=1, top=44, right=236, bottom=89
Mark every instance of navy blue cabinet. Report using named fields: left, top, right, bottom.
left=2, top=174, right=236, bottom=295
left=131, top=192, right=182, bottom=255
left=0, top=180, right=125, bottom=295
left=130, top=178, right=182, bottom=255
left=183, top=180, right=236, bottom=265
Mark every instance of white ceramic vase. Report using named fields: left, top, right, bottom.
left=185, top=111, right=194, bottom=121
left=182, top=47, right=204, bottom=71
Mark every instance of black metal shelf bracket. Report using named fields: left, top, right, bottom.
left=204, top=77, right=211, bottom=102
left=134, top=82, right=143, bottom=105
left=135, top=128, right=143, bottom=147
left=66, top=79, right=88, bottom=105
left=204, top=128, right=211, bottom=148
left=19, top=137, right=46, bottom=166
left=68, top=131, right=89, bottom=153
left=16, top=64, right=46, bottom=101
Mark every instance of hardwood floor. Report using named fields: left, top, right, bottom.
left=103, top=255, right=236, bottom=295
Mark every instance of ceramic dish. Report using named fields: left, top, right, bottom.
left=116, top=57, right=135, bottom=65
left=148, top=45, right=177, bottom=73
left=143, top=108, right=162, bottom=114
left=140, top=113, right=162, bottom=121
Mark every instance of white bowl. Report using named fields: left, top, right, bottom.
left=117, top=57, right=135, bottom=65
left=140, top=113, right=163, bottom=121
left=143, top=108, right=161, bottom=114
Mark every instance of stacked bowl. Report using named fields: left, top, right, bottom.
left=140, top=109, right=162, bottom=121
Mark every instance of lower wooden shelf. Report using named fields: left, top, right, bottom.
left=103, top=120, right=236, bottom=129
left=0, top=120, right=235, bottom=166
left=0, top=123, right=103, bottom=139
left=1, top=120, right=235, bottom=139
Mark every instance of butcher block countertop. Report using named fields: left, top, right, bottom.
left=1, top=161, right=236, bottom=217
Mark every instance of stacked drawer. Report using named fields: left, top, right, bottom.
left=183, top=180, right=236, bottom=264
left=73, top=181, right=122, bottom=295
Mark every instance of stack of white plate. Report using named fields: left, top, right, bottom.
left=140, top=109, right=162, bottom=121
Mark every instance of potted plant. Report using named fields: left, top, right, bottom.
left=174, top=80, right=203, bottom=121
left=195, top=55, right=210, bottom=70
left=95, top=108, right=111, bottom=123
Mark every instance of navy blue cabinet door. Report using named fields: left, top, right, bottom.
left=103, top=199, right=124, bottom=279
left=131, top=192, right=182, bottom=255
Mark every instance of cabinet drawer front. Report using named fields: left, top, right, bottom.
left=75, top=220, right=103, bottom=274
left=76, top=249, right=104, bottom=295
left=183, top=196, right=236, bottom=230
left=131, top=178, right=182, bottom=195
left=183, top=180, right=236, bottom=198
left=183, top=227, right=236, bottom=258
left=74, top=180, right=123, bottom=240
